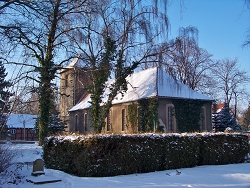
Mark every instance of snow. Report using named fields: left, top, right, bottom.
left=157, top=68, right=212, bottom=100
left=1, top=143, right=250, bottom=188
left=6, top=114, right=37, bottom=129
left=69, top=67, right=213, bottom=112
left=68, top=94, right=91, bottom=112
left=64, top=55, right=88, bottom=69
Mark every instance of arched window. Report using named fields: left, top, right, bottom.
left=166, top=104, right=176, bottom=132
left=75, top=114, right=79, bottom=132
left=84, top=113, right=88, bottom=132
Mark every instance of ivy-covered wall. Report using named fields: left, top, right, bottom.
left=127, top=103, right=138, bottom=133
left=69, top=97, right=212, bottom=134
left=138, top=98, right=159, bottom=132
left=172, top=99, right=206, bottom=132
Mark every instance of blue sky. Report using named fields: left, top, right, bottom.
left=165, top=0, right=250, bottom=109
left=167, top=0, right=250, bottom=72
left=4, top=0, right=249, bottom=109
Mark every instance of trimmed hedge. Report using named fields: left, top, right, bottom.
left=198, top=133, right=248, bottom=165
left=43, top=133, right=249, bottom=177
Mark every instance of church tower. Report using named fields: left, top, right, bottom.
left=59, top=56, right=91, bottom=130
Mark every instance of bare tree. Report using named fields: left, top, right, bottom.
left=144, top=26, right=214, bottom=93
left=171, top=27, right=212, bottom=90
left=242, top=0, right=250, bottom=48
left=0, top=0, right=171, bottom=139
left=211, top=58, right=249, bottom=115
left=0, top=0, right=92, bottom=145
left=12, top=92, right=39, bottom=115
left=66, top=0, right=170, bottom=132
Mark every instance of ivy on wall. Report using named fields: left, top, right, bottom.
left=172, top=99, right=204, bottom=132
left=138, top=98, right=159, bottom=132
left=127, top=103, right=138, bottom=133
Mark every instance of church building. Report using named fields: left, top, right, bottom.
left=59, top=56, right=213, bottom=134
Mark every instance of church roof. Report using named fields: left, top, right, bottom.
left=64, top=55, right=87, bottom=69
left=69, top=67, right=213, bottom=112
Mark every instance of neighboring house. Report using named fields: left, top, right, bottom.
left=6, top=114, right=37, bottom=141
left=60, top=59, right=213, bottom=134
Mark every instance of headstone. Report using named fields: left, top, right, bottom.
left=31, top=159, right=45, bottom=176
left=6, top=130, right=11, bottom=141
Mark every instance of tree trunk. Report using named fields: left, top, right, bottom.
left=38, top=66, right=54, bottom=145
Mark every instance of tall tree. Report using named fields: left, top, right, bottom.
left=142, top=26, right=213, bottom=93
left=211, top=58, right=249, bottom=112
left=166, top=26, right=213, bottom=91
left=68, top=0, right=169, bottom=132
left=0, top=0, right=90, bottom=145
left=0, top=61, right=12, bottom=113
left=0, top=0, right=171, bottom=139
left=242, top=0, right=250, bottom=48
left=0, top=61, right=12, bottom=136
left=239, top=105, right=250, bottom=131
left=0, top=0, right=171, bottom=136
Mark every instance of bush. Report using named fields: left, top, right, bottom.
left=198, top=133, right=249, bottom=165
left=0, top=144, right=16, bottom=172
left=43, top=133, right=249, bottom=177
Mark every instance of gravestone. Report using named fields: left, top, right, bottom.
left=31, top=159, right=45, bottom=176
left=27, top=158, right=61, bottom=184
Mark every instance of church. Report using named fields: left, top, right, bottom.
left=59, top=56, right=213, bottom=134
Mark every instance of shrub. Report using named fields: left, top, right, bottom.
left=0, top=144, right=16, bottom=172
left=43, top=133, right=249, bottom=177
left=198, top=133, right=249, bottom=165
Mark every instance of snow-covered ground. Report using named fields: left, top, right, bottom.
left=1, top=143, right=250, bottom=188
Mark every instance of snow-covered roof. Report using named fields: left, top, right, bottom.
left=6, top=114, right=37, bottom=129
left=69, top=67, right=213, bottom=112
left=65, top=55, right=87, bottom=69
left=69, top=94, right=92, bottom=112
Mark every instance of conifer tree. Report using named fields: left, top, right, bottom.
left=0, top=61, right=12, bottom=136
left=213, top=103, right=240, bottom=132
left=0, top=61, right=12, bottom=113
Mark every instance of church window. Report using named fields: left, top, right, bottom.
left=122, top=109, right=126, bottom=131
left=83, top=113, right=88, bottom=132
left=166, top=104, right=176, bottom=132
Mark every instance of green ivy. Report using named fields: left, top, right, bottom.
left=172, top=99, right=204, bottom=132
left=127, top=103, right=138, bottom=132
left=138, top=98, right=158, bottom=132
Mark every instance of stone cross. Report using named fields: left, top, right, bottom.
left=31, top=159, right=45, bottom=176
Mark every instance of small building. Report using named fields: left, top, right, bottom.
left=6, top=114, right=37, bottom=141
left=65, top=67, right=213, bottom=134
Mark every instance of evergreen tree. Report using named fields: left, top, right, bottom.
left=0, top=61, right=12, bottom=113
left=35, top=111, right=67, bottom=136
left=213, top=103, right=241, bottom=132
left=0, top=61, right=12, bottom=138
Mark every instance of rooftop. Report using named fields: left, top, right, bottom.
left=69, top=67, right=213, bottom=112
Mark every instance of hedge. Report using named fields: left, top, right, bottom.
left=43, top=133, right=249, bottom=177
